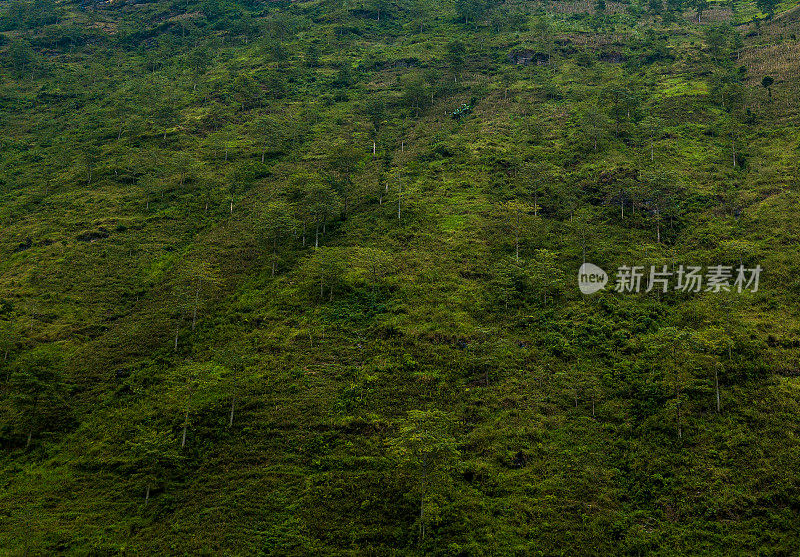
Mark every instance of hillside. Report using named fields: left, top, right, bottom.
left=1, top=0, right=800, bottom=553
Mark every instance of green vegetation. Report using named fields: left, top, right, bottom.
left=1, top=0, right=800, bottom=553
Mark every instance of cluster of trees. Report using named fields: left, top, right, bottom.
left=2, top=345, right=72, bottom=450
left=387, top=410, right=459, bottom=545
left=755, top=0, right=780, bottom=19
left=124, top=352, right=254, bottom=501
left=0, top=0, right=59, bottom=31
left=631, top=324, right=747, bottom=438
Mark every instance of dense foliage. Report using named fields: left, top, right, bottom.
left=1, top=0, right=799, bottom=553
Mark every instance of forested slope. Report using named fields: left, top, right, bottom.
left=1, top=0, right=800, bottom=553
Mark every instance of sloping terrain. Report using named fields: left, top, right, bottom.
left=1, top=0, right=800, bottom=553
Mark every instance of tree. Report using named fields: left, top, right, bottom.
left=253, top=198, right=296, bottom=276
left=7, top=39, right=36, bottom=78
left=263, top=33, right=289, bottom=63
left=529, top=249, right=564, bottom=305
left=596, top=0, right=607, bottom=14
left=644, top=327, right=693, bottom=438
left=265, top=13, right=292, bottom=43
left=200, top=0, right=223, bottom=21
left=636, top=115, right=663, bottom=162
left=445, top=40, right=466, bottom=82
left=327, top=143, right=362, bottom=217
left=214, top=346, right=249, bottom=428
left=188, top=259, right=221, bottom=332
left=497, top=200, right=534, bottom=261
left=521, top=158, right=551, bottom=214
left=531, top=14, right=555, bottom=63
left=691, top=0, right=708, bottom=22
left=126, top=424, right=183, bottom=503
left=400, top=72, right=431, bottom=116
left=363, top=98, right=386, bottom=192
left=639, top=169, right=681, bottom=244
left=153, top=86, right=180, bottom=141
left=170, top=151, right=193, bottom=190
left=731, top=29, right=744, bottom=61
left=756, top=0, right=778, bottom=18
left=584, top=362, right=606, bottom=417
left=186, top=45, right=210, bottom=88
left=301, top=247, right=349, bottom=301
left=761, top=75, right=774, bottom=99
left=298, top=180, right=340, bottom=249
left=568, top=359, right=605, bottom=415
left=489, top=256, right=530, bottom=310
left=408, top=0, right=437, bottom=32
left=106, top=93, right=135, bottom=141
left=691, top=327, right=732, bottom=414
left=332, top=63, right=354, bottom=88
left=489, top=9, right=527, bottom=32
left=455, top=0, right=485, bottom=27
left=387, top=410, right=460, bottom=546
left=601, top=84, right=639, bottom=136
left=363, top=97, right=386, bottom=141
left=263, top=71, right=288, bottom=99
left=396, top=170, right=409, bottom=222
left=229, top=74, right=261, bottom=110
left=600, top=168, right=638, bottom=220
left=172, top=255, right=222, bottom=351
left=704, top=26, right=728, bottom=62
left=499, top=69, right=516, bottom=101
left=369, top=0, right=392, bottom=21
left=640, top=28, right=671, bottom=63
left=6, top=346, right=68, bottom=449
left=352, top=247, right=394, bottom=304
left=230, top=12, right=259, bottom=44
left=577, top=107, right=611, bottom=153
left=665, top=0, right=686, bottom=15
left=169, top=361, right=224, bottom=448
left=0, top=314, right=16, bottom=366
left=226, top=160, right=261, bottom=213
left=709, top=69, right=744, bottom=111
left=252, top=112, right=299, bottom=163
left=287, top=174, right=341, bottom=247
left=6, top=0, right=60, bottom=29
left=82, top=143, right=100, bottom=185
left=718, top=117, right=744, bottom=168
left=304, top=42, right=320, bottom=67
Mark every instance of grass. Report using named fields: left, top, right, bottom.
left=1, top=0, right=800, bottom=553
